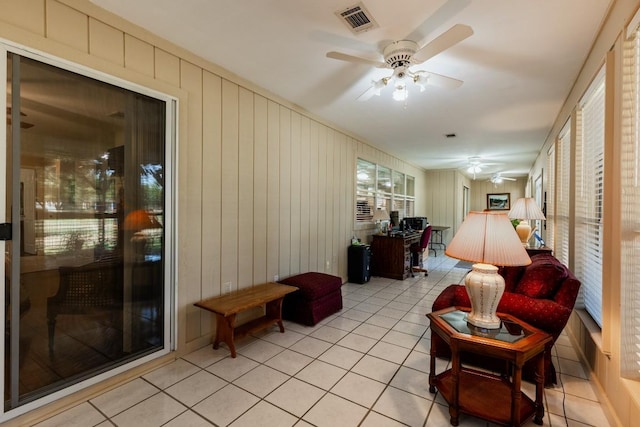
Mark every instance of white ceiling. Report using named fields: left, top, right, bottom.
left=91, top=0, right=611, bottom=179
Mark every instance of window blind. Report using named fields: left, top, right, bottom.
left=546, top=145, right=556, bottom=251
left=555, top=125, right=571, bottom=266
left=575, top=67, right=605, bottom=327
left=621, top=28, right=640, bottom=379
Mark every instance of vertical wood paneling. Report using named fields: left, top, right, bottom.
left=220, top=79, right=240, bottom=290
left=253, top=96, right=268, bottom=283
left=238, top=88, right=254, bottom=287
left=1, top=0, right=45, bottom=35
left=124, top=34, right=154, bottom=77
left=88, top=19, right=123, bottom=65
left=308, top=121, right=319, bottom=272
left=201, top=71, right=222, bottom=301
left=46, top=0, right=88, bottom=52
left=290, top=112, right=302, bottom=276
left=325, top=130, right=335, bottom=273
left=179, top=61, right=204, bottom=341
left=299, top=116, right=311, bottom=273
left=267, top=101, right=280, bottom=280
left=279, top=106, right=291, bottom=277
left=154, top=48, right=180, bottom=86
left=316, top=125, right=327, bottom=271
left=332, top=132, right=344, bottom=276
left=470, top=179, right=526, bottom=211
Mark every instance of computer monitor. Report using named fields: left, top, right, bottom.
left=404, top=217, right=428, bottom=231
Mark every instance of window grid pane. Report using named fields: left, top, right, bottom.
left=355, top=158, right=414, bottom=222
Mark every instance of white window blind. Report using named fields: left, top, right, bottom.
left=356, top=159, right=375, bottom=221
left=575, top=67, right=605, bottom=327
left=546, top=145, right=556, bottom=251
left=555, top=124, right=571, bottom=266
left=621, top=28, right=640, bottom=379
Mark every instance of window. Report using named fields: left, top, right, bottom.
left=545, top=145, right=556, bottom=251
left=621, top=26, right=640, bottom=379
left=555, top=123, right=571, bottom=266
left=355, top=158, right=414, bottom=222
left=575, top=67, right=605, bottom=327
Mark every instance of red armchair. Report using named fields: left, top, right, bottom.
left=431, top=253, right=581, bottom=386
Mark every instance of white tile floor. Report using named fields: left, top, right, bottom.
left=34, top=254, right=613, bottom=427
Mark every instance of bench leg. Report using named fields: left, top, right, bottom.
left=213, top=313, right=237, bottom=357
left=266, top=297, right=286, bottom=333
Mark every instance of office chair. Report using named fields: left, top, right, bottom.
left=410, top=225, right=432, bottom=277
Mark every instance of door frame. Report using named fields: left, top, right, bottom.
left=0, top=42, right=178, bottom=421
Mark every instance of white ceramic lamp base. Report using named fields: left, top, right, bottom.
left=464, top=263, right=505, bottom=329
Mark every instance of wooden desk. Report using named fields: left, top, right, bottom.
left=194, top=282, right=298, bottom=357
left=371, top=232, right=421, bottom=280
left=428, top=307, right=550, bottom=426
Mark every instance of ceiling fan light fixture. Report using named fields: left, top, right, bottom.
left=414, top=73, right=429, bottom=92
left=467, top=165, right=482, bottom=174
left=392, top=84, right=408, bottom=101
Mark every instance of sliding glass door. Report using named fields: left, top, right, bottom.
left=3, top=51, right=174, bottom=413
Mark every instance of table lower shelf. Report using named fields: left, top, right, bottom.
left=434, top=368, right=537, bottom=426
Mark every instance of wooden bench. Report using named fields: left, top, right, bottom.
left=194, top=282, right=298, bottom=357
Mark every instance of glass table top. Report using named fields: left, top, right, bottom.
left=438, top=310, right=532, bottom=344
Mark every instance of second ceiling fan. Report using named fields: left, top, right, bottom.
left=326, top=23, right=473, bottom=101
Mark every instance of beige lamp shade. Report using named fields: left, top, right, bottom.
left=508, top=197, right=546, bottom=221
left=371, top=208, right=390, bottom=222
left=446, top=211, right=531, bottom=267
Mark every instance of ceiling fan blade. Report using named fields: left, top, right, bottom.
left=326, top=51, right=387, bottom=68
left=414, top=71, right=463, bottom=89
left=412, top=24, right=473, bottom=64
left=357, top=85, right=379, bottom=102
left=357, top=77, right=390, bottom=101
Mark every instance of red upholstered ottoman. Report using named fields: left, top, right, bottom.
left=279, top=272, right=343, bottom=326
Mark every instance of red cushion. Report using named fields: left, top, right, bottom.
left=279, top=272, right=342, bottom=299
left=498, top=265, right=525, bottom=293
left=514, top=261, right=567, bottom=299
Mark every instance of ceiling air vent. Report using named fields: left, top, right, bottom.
left=335, top=2, right=378, bottom=34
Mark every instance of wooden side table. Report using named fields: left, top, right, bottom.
left=526, top=246, right=553, bottom=256
left=428, top=307, right=551, bottom=426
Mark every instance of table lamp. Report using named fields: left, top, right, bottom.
left=124, top=209, right=161, bottom=262
left=371, top=208, right=390, bottom=235
left=508, top=197, right=546, bottom=246
left=445, top=211, right=531, bottom=329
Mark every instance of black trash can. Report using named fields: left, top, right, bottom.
left=348, top=244, right=371, bottom=284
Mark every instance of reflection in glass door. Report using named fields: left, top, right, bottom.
left=4, top=52, right=172, bottom=411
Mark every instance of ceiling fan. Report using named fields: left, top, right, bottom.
left=464, top=156, right=502, bottom=179
left=488, top=173, right=516, bottom=185
left=326, top=23, right=473, bottom=101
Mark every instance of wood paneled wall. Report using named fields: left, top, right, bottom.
left=470, top=178, right=526, bottom=213
left=0, top=0, right=428, bottom=352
